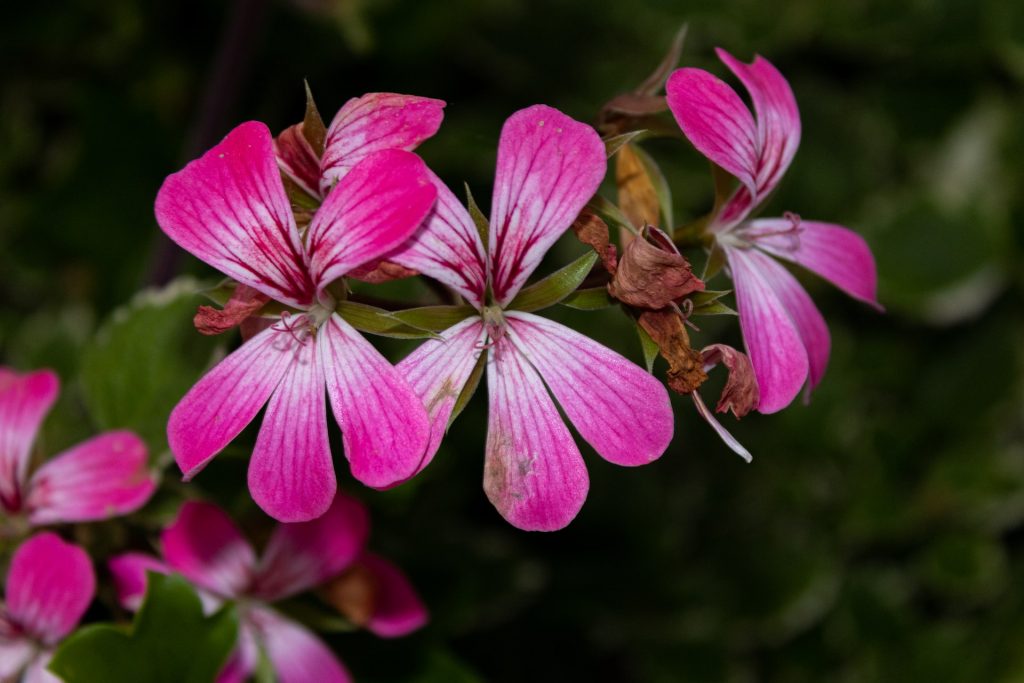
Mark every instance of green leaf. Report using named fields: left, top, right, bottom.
left=636, top=323, right=659, bottom=373
left=561, top=286, right=614, bottom=310
left=587, top=195, right=638, bottom=238
left=49, top=573, right=238, bottom=683
left=691, top=300, right=737, bottom=316
left=302, top=80, right=327, bottom=156
left=701, top=243, right=727, bottom=280
left=689, top=289, right=731, bottom=307
left=391, top=305, right=477, bottom=332
left=604, top=130, right=647, bottom=158
left=465, top=183, right=489, bottom=246
left=80, top=278, right=222, bottom=451
left=450, top=348, right=487, bottom=427
left=636, top=23, right=689, bottom=95
left=336, top=301, right=440, bottom=339
left=506, top=251, right=598, bottom=312
left=632, top=144, right=673, bottom=230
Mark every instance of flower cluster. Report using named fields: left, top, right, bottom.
left=0, top=37, right=879, bottom=683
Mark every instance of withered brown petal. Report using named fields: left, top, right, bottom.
left=616, top=144, right=661, bottom=233
left=702, top=343, right=759, bottom=418
left=193, top=284, right=270, bottom=336
left=571, top=208, right=618, bottom=274
left=638, top=309, right=707, bottom=394
left=609, top=233, right=704, bottom=309
left=320, top=562, right=379, bottom=627
left=346, top=259, right=420, bottom=284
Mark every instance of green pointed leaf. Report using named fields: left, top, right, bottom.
left=631, top=144, right=673, bottom=230
left=391, top=305, right=477, bottom=332
left=702, top=243, right=727, bottom=280
left=636, top=323, right=659, bottom=373
left=335, top=301, right=440, bottom=339
left=49, top=573, right=237, bottom=683
left=587, top=195, right=638, bottom=238
left=604, top=130, right=647, bottom=158
left=465, top=183, right=489, bottom=246
left=637, top=23, right=689, bottom=95
left=692, top=300, right=737, bottom=316
left=506, top=251, right=598, bottom=312
left=561, top=286, right=615, bottom=310
left=450, top=348, right=487, bottom=427
left=689, top=289, right=731, bottom=307
left=80, top=278, right=222, bottom=451
left=302, top=80, right=327, bottom=157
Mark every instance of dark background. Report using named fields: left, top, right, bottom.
left=2, top=0, right=1023, bottom=681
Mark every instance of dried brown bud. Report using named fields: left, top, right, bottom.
left=609, top=229, right=704, bottom=309
left=346, top=259, right=419, bottom=284
left=702, top=344, right=759, bottom=418
left=193, top=284, right=270, bottom=336
left=571, top=208, right=618, bottom=273
left=320, top=562, right=379, bottom=627
left=638, top=309, right=707, bottom=394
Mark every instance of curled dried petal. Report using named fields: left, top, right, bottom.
left=637, top=309, right=706, bottom=394
left=609, top=230, right=703, bottom=309
left=702, top=343, right=759, bottom=418
left=571, top=208, right=618, bottom=274
left=321, top=562, right=378, bottom=627
left=193, top=284, right=270, bottom=336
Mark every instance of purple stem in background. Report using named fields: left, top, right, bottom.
left=145, top=0, right=269, bottom=286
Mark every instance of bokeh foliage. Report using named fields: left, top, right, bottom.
left=2, top=0, right=1023, bottom=681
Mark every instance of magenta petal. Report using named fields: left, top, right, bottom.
left=691, top=393, right=753, bottom=463
left=488, top=105, right=606, bottom=306
left=6, top=533, right=95, bottom=644
left=746, top=219, right=881, bottom=308
left=386, top=171, right=488, bottom=307
left=248, top=335, right=334, bottom=523
left=666, top=67, right=759, bottom=198
left=505, top=312, right=673, bottom=466
left=154, top=121, right=315, bottom=307
left=168, top=323, right=297, bottom=481
left=753, top=252, right=831, bottom=392
left=26, top=431, right=155, bottom=525
left=250, top=607, right=352, bottom=683
left=716, top=48, right=801, bottom=197
left=253, top=493, right=369, bottom=601
left=0, top=638, right=34, bottom=680
left=320, top=92, right=445, bottom=194
left=360, top=553, right=428, bottom=638
left=396, top=317, right=487, bottom=474
left=215, top=623, right=259, bottom=683
left=485, top=338, right=589, bottom=531
left=320, top=314, right=431, bottom=490
left=0, top=369, right=58, bottom=513
left=108, top=553, right=171, bottom=611
left=727, top=247, right=809, bottom=413
left=307, top=149, right=437, bottom=290
left=161, top=501, right=256, bottom=598
left=21, top=653, right=59, bottom=683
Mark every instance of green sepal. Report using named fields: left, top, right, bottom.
left=506, top=251, right=598, bottom=312
left=391, top=305, right=478, bottom=332
left=335, top=301, right=441, bottom=339
left=631, top=144, right=673, bottom=229
left=465, top=183, right=489, bottom=246
left=636, top=323, right=659, bottom=373
left=302, top=79, right=327, bottom=156
left=692, top=300, right=737, bottom=316
left=587, top=195, right=638, bottom=238
left=604, top=130, right=647, bottom=158
left=450, top=347, right=487, bottom=427
left=702, top=243, right=727, bottom=280
left=636, top=23, right=689, bottom=95
left=561, top=286, right=615, bottom=310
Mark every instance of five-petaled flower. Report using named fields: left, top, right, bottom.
left=156, top=122, right=439, bottom=522
left=0, top=367, right=155, bottom=527
left=109, top=496, right=426, bottom=683
left=0, top=532, right=96, bottom=683
left=667, top=49, right=881, bottom=413
left=385, top=105, right=675, bottom=531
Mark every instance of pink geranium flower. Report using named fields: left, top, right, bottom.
left=386, top=105, right=675, bottom=531
left=0, top=368, right=155, bottom=526
left=156, top=122, right=439, bottom=522
left=0, top=532, right=96, bottom=683
left=666, top=49, right=881, bottom=413
left=109, top=497, right=426, bottom=683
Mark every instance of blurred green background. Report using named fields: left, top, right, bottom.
left=2, top=0, right=1024, bottom=681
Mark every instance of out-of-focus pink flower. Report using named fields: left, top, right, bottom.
left=388, top=105, right=675, bottom=531
left=156, top=122, right=438, bottom=522
left=667, top=49, right=881, bottom=413
left=0, top=368, right=155, bottom=526
left=0, top=532, right=96, bottom=683
left=109, top=496, right=426, bottom=683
